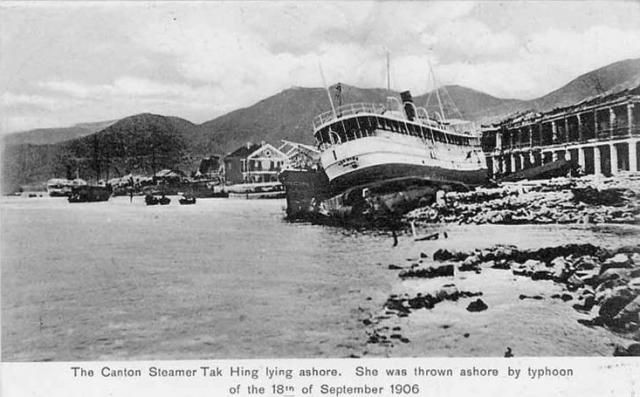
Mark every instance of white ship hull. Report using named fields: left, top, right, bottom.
left=320, top=130, right=487, bottom=191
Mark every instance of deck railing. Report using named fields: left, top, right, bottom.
left=312, top=103, right=387, bottom=130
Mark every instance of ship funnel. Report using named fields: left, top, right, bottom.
left=400, top=91, right=415, bottom=121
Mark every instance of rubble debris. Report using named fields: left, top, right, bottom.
left=406, top=175, right=640, bottom=226
left=466, top=299, right=488, bottom=312
left=613, top=343, right=640, bottom=356
left=398, top=264, right=454, bottom=279
left=417, top=242, right=640, bottom=339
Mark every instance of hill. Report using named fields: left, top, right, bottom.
left=3, top=57, right=639, bottom=193
left=529, top=58, right=640, bottom=112
left=2, top=119, right=117, bottom=146
left=1, top=113, right=198, bottom=193
left=196, top=85, right=396, bottom=154
left=414, top=85, right=527, bottom=123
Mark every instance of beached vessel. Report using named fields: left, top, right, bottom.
left=67, top=185, right=110, bottom=202
left=312, top=90, right=488, bottom=194
left=226, top=181, right=286, bottom=199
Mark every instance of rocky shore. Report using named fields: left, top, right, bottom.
left=405, top=173, right=640, bottom=226
left=360, top=242, right=640, bottom=356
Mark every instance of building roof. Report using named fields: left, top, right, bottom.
left=226, top=143, right=262, bottom=159
left=279, top=140, right=320, bottom=156
left=487, top=83, right=640, bottom=129
left=155, top=169, right=185, bottom=178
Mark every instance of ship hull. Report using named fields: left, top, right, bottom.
left=321, top=134, right=488, bottom=192
left=329, top=162, right=488, bottom=193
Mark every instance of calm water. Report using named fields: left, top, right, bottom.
left=1, top=196, right=638, bottom=360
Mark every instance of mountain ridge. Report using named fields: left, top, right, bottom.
left=2, top=57, right=639, bottom=193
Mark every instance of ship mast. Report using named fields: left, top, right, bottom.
left=386, top=50, right=391, bottom=91
left=429, top=60, right=446, bottom=123
left=318, top=62, right=337, bottom=118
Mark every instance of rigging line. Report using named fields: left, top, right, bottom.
left=441, top=85, right=464, bottom=120
left=429, top=60, right=446, bottom=123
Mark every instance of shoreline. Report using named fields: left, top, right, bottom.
left=355, top=233, right=640, bottom=357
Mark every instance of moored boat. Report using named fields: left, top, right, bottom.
left=68, top=185, right=110, bottom=202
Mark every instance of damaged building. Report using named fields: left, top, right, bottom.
left=482, top=85, right=640, bottom=179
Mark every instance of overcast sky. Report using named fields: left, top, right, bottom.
left=1, top=1, right=640, bottom=134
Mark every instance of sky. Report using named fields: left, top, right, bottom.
left=1, top=1, right=640, bottom=134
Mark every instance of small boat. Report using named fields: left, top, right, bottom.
left=68, top=185, right=111, bottom=203
left=145, top=194, right=159, bottom=205
left=159, top=196, right=171, bottom=205
left=179, top=195, right=196, bottom=205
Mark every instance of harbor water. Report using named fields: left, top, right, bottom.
left=1, top=196, right=638, bottom=361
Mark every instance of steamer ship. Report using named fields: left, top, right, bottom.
left=280, top=88, right=488, bottom=220
left=313, top=90, right=488, bottom=194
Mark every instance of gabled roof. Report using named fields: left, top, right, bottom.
left=279, top=140, right=320, bottom=156
left=226, top=143, right=262, bottom=159
left=156, top=169, right=185, bottom=178
left=247, top=143, right=287, bottom=160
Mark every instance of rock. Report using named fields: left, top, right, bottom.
left=519, top=294, right=544, bottom=300
left=399, top=264, right=454, bottom=279
left=600, top=253, right=632, bottom=274
left=612, top=296, right=640, bottom=324
left=598, top=292, right=636, bottom=324
left=466, top=299, right=488, bottom=312
left=628, top=277, right=640, bottom=291
left=479, top=249, right=495, bottom=261
left=512, top=267, right=529, bottom=277
left=433, top=249, right=454, bottom=261
left=595, top=280, right=630, bottom=302
left=420, top=252, right=428, bottom=258
left=574, top=270, right=598, bottom=287
left=407, top=295, right=433, bottom=309
left=435, top=284, right=459, bottom=300
left=573, top=295, right=596, bottom=312
left=493, top=246, right=515, bottom=260
left=385, top=298, right=411, bottom=314
left=561, top=293, right=574, bottom=302
left=613, top=343, right=640, bottom=356
left=550, top=256, right=570, bottom=269
left=491, top=260, right=511, bottom=270
left=598, top=268, right=633, bottom=284
left=574, top=256, right=599, bottom=270
left=459, top=259, right=481, bottom=272
left=532, top=270, right=554, bottom=280
left=523, top=259, right=546, bottom=272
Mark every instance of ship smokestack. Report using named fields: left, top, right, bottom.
left=400, top=91, right=415, bottom=121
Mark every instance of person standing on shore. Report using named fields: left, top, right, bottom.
left=129, top=176, right=134, bottom=203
